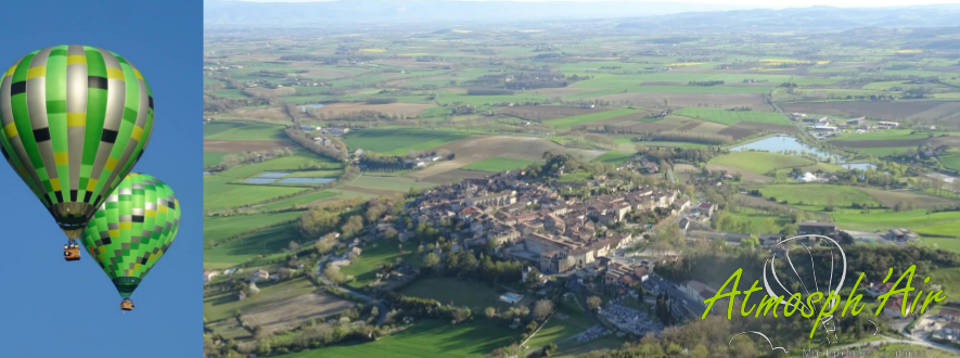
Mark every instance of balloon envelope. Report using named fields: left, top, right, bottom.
left=0, top=45, right=154, bottom=238
left=81, top=173, right=179, bottom=298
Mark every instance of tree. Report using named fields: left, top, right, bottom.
left=288, top=240, right=300, bottom=251
left=484, top=306, right=497, bottom=319
left=323, top=262, right=346, bottom=283
left=740, top=235, right=759, bottom=250
left=315, top=234, right=337, bottom=254
left=532, top=299, right=554, bottom=321
left=341, top=215, right=364, bottom=238
left=586, top=296, right=602, bottom=312
left=423, top=252, right=441, bottom=269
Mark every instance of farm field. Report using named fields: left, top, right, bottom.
left=205, top=211, right=304, bottom=246
left=343, top=127, right=472, bottom=155
left=830, top=208, right=960, bottom=234
left=673, top=107, right=789, bottom=125
left=708, top=152, right=815, bottom=175
left=461, top=157, right=535, bottom=172
left=205, top=224, right=301, bottom=269
left=919, top=237, right=960, bottom=255
left=592, top=151, right=634, bottom=164
left=204, top=179, right=307, bottom=211
left=205, top=278, right=320, bottom=322
left=205, top=120, right=285, bottom=141
left=940, top=153, right=960, bottom=171
left=275, top=319, right=518, bottom=358
left=400, top=277, right=508, bottom=310
left=757, top=184, right=879, bottom=208
left=543, top=108, right=643, bottom=130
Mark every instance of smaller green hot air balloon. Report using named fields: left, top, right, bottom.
left=80, top=172, right=179, bottom=311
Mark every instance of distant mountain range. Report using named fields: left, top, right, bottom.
left=205, top=0, right=960, bottom=32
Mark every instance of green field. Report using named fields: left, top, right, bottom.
left=830, top=208, right=960, bottom=234
left=205, top=152, right=229, bottom=168
left=462, top=157, right=535, bottom=172
left=543, top=108, right=642, bottom=130
left=205, top=211, right=304, bottom=247
left=591, top=151, right=634, bottom=164
left=524, top=294, right=599, bottom=354
left=256, top=190, right=340, bottom=211
left=205, top=224, right=302, bottom=269
left=341, top=240, right=420, bottom=288
left=400, top=277, right=505, bottom=310
left=205, top=177, right=307, bottom=211
left=929, top=267, right=960, bottom=301
left=674, top=107, right=789, bottom=125
left=850, top=147, right=917, bottom=157
left=919, top=237, right=960, bottom=255
left=342, top=127, right=471, bottom=155
left=940, top=153, right=960, bottom=171
left=759, top=184, right=879, bottom=208
left=205, top=278, right=317, bottom=322
left=204, top=120, right=285, bottom=140
left=830, top=129, right=929, bottom=141
left=276, top=319, right=517, bottom=358
left=709, top=152, right=815, bottom=174
left=344, top=175, right=435, bottom=192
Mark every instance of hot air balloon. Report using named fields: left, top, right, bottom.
left=0, top=45, right=154, bottom=261
left=80, top=173, right=178, bottom=311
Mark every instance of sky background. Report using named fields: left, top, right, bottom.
left=0, top=1, right=202, bottom=357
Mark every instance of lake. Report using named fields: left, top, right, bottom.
left=731, top=135, right=836, bottom=160
left=278, top=177, right=335, bottom=184
left=298, top=103, right=325, bottom=111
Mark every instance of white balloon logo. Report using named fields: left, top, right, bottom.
left=762, top=234, right=847, bottom=343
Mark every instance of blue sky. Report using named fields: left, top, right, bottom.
left=0, top=1, right=202, bottom=356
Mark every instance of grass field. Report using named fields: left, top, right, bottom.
left=543, top=108, right=641, bottom=130
left=276, top=319, right=517, bottom=358
left=205, top=211, right=304, bottom=247
left=830, top=129, right=929, bottom=141
left=344, top=175, right=435, bottom=193
left=205, top=278, right=317, bottom=322
left=524, top=294, right=604, bottom=355
left=830, top=208, right=960, bottom=234
left=256, top=190, right=340, bottom=211
left=342, top=127, right=471, bottom=155
left=918, top=237, right=960, bottom=255
left=462, top=157, right=535, bottom=172
left=709, top=152, right=815, bottom=174
left=929, top=267, right=960, bottom=302
left=205, top=152, right=229, bottom=168
left=205, top=224, right=301, bottom=269
left=341, top=240, right=420, bottom=288
left=674, top=107, right=790, bottom=125
left=940, top=153, right=960, bottom=171
left=758, top=184, right=879, bottom=208
left=400, top=277, right=505, bottom=310
left=591, top=151, right=634, bottom=164
left=205, top=120, right=285, bottom=140
left=205, top=178, right=307, bottom=211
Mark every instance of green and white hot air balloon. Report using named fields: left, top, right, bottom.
left=0, top=45, right=154, bottom=261
left=80, top=173, right=179, bottom=311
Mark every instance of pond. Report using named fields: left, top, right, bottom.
left=277, top=177, right=335, bottom=184
left=298, top=103, right=325, bottom=111
left=258, top=171, right=290, bottom=178
left=731, top=135, right=837, bottom=160
left=841, top=163, right=876, bottom=171
left=243, top=177, right=278, bottom=184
